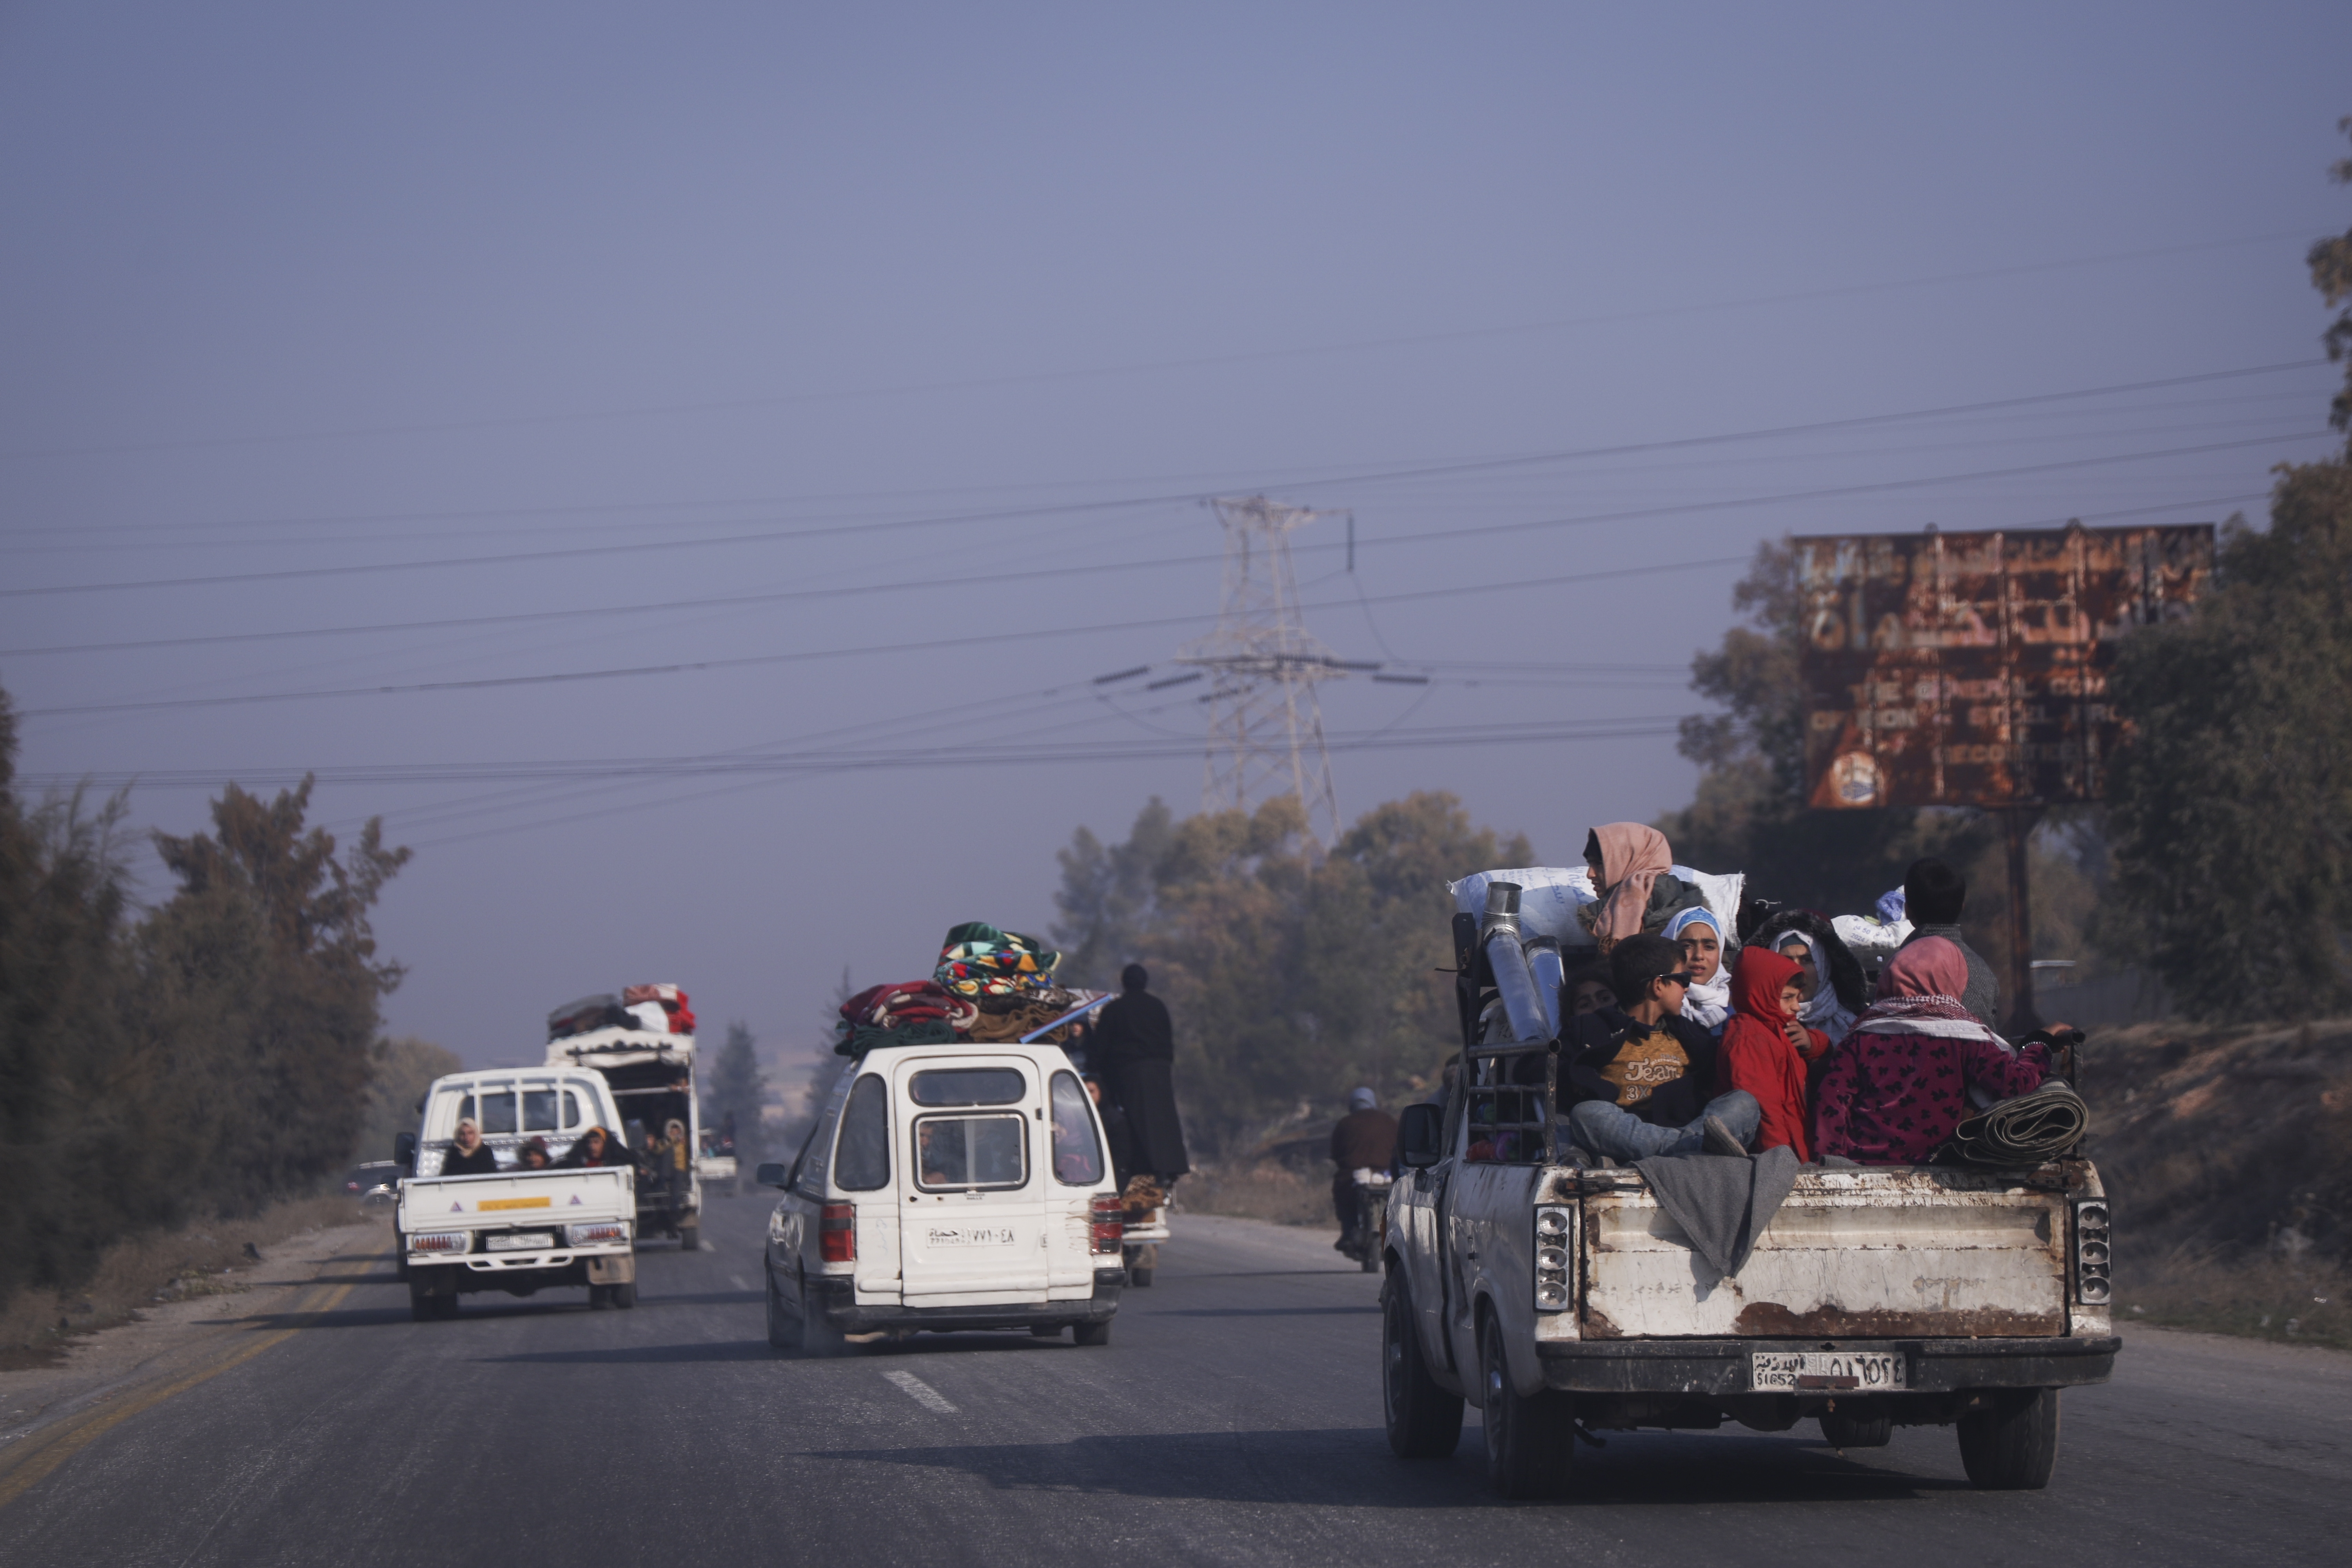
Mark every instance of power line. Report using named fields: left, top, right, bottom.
left=15, top=468, right=2276, bottom=720
left=0, top=360, right=2323, bottom=602
left=1, top=229, right=2311, bottom=463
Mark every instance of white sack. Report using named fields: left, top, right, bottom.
left=1448, top=866, right=1598, bottom=947
left=1833, top=913, right=1914, bottom=960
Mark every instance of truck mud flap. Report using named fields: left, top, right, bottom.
left=587, top=1254, right=635, bottom=1285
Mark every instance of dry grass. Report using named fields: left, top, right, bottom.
left=0, top=1195, right=381, bottom=1369
left=1183, top=1160, right=1339, bottom=1228
left=2120, top=1249, right=2351, bottom=1351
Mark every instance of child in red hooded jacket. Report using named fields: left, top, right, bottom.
left=1714, top=946, right=1831, bottom=1161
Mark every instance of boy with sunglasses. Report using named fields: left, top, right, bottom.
left=1563, top=933, right=1759, bottom=1162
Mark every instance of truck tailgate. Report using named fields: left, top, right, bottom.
left=1581, top=1168, right=2068, bottom=1339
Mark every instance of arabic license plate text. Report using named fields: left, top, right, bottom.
left=926, top=1226, right=1016, bottom=1247
left=485, top=1232, right=554, bottom=1252
left=1750, top=1350, right=1906, bottom=1393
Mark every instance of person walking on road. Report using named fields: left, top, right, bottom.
left=1087, top=964, right=1191, bottom=1195
left=1329, top=1087, right=1397, bottom=1253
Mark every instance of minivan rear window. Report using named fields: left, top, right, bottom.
left=908, top=1068, right=1026, bottom=1107
left=913, top=1114, right=1027, bottom=1191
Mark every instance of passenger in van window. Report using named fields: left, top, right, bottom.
left=916, top=1121, right=958, bottom=1187
left=517, top=1137, right=552, bottom=1171
left=558, top=1125, right=630, bottom=1169
left=443, top=1118, right=501, bottom=1175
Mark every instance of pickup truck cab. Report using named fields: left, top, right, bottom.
left=1380, top=909, right=2117, bottom=1498
left=755, top=1042, right=1126, bottom=1353
left=394, top=1069, right=639, bottom=1319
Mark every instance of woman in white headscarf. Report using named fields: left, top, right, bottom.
left=1664, top=906, right=1733, bottom=1034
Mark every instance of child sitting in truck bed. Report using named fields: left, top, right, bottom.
left=1561, top=934, right=1760, bottom=1162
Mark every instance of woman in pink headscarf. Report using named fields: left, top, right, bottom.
left=1811, top=937, right=2050, bottom=1165
left=1580, top=823, right=1703, bottom=953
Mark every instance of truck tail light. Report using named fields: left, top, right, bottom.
left=565, top=1221, right=629, bottom=1247
left=820, top=1201, right=857, bottom=1263
left=1534, top=1205, right=1573, bottom=1312
left=1089, top=1194, right=1125, bottom=1254
left=409, top=1230, right=471, bottom=1255
left=2073, top=1200, right=2111, bottom=1304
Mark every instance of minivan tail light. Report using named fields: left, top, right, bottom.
left=1089, top=1194, right=1124, bottom=1254
left=820, top=1201, right=857, bottom=1263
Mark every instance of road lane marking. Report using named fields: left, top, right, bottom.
left=730, top=1276, right=751, bottom=1291
left=701, top=1241, right=716, bottom=1252
left=882, top=1370, right=957, bottom=1414
left=0, top=1276, right=358, bottom=1511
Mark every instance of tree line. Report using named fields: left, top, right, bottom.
left=0, top=691, right=409, bottom=1309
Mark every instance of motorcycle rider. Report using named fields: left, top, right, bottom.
left=1330, top=1087, right=1398, bottom=1256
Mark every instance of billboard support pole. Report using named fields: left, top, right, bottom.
left=2000, top=807, right=2044, bottom=1036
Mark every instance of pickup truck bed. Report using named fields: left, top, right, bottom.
left=397, top=1166, right=639, bottom=1319
left=1384, top=1142, right=2116, bottom=1496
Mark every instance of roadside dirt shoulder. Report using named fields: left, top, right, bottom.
left=0, top=1217, right=388, bottom=1448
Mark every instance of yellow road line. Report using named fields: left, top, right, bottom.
left=0, top=1276, right=361, bottom=1511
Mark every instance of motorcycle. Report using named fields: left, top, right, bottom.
left=1338, top=1166, right=1393, bottom=1273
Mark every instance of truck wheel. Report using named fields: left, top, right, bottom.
left=765, top=1270, right=795, bottom=1350
left=1480, top=1310, right=1574, bottom=1499
left=797, top=1274, right=845, bottom=1357
left=1958, top=1387, right=2060, bottom=1490
left=1820, top=1409, right=1893, bottom=1449
left=432, top=1292, right=461, bottom=1320
left=1128, top=1266, right=1153, bottom=1288
left=409, top=1279, right=437, bottom=1322
left=1073, top=1319, right=1111, bottom=1347
left=588, top=1285, right=610, bottom=1310
left=678, top=1225, right=699, bottom=1253
left=1382, top=1276, right=1465, bottom=1459
left=1359, top=1251, right=1379, bottom=1274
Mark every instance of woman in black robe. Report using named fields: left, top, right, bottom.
left=1086, top=964, right=1191, bottom=1182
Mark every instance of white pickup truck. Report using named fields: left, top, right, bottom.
left=393, top=1069, right=639, bottom=1319
left=1379, top=908, right=2117, bottom=1498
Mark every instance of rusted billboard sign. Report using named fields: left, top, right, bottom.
left=1798, top=523, right=2214, bottom=810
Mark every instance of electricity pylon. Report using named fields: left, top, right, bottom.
left=1175, top=495, right=1347, bottom=848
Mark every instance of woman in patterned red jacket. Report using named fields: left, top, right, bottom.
left=1813, top=936, right=2050, bottom=1165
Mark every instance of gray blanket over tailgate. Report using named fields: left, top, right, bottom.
left=1632, top=1145, right=1799, bottom=1276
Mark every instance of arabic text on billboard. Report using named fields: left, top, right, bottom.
left=1798, top=523, right=2213, bottom=810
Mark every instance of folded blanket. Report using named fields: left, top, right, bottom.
left=964, top=988, right=1080, bottom=1042
left=935, top=921, right=1062, bottom=997
left=1632, top=1145, right=1799, bottom=1277
left=837, top=1020, right=958, bottom=1057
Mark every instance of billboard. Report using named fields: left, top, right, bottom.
left=1797, top=523, right=2214, bottom=811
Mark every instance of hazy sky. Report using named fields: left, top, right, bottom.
left=4, top=3, right=2347, bottom=1073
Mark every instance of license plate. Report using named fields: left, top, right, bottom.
left=1750, top=1350, right=1907, bottom=1393
left=485, top=1232, right=554, bottom=1252
left=925, top=1226, right=1015, bottom=1247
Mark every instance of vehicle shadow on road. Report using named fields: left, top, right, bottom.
left=808, top=1428, right=1968, bottom=1508
left=478, top=1340, right=779, bottom=1364
left=1156, top=1305, right=1381, bottom=1318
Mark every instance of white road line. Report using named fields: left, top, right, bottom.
left=882, top=1370, right=958, bottom=1414
left=730, top=1275, right=751, bottom=1291
left=700, top=1240, right=717, bottom=1252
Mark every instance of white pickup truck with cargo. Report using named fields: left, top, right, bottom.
left=756, top=1042, right=1127, bottom=1353
left=1379, top=896, right=2117, bottom=1497
left=546, top=1014, right=704, bottom=1250
left=392, top=1069, right=639, bottom=1319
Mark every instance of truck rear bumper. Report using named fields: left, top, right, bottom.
left=1536, top=1335, right=2119, bottom=1395
left=813, top=1270, right=1124, bottom=1333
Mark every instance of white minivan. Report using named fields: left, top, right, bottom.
left=757, top=1042, right=1126, bottom=1352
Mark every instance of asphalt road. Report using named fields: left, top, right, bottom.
left=2, top=1196, right=2347, bottom=1567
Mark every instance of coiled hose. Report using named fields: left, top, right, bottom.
left=1948, top=1078, right=2090, bottom=1166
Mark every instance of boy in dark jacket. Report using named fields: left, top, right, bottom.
left=1563, top=934, right=1759, bottom=1162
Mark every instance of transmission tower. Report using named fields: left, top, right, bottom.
left=1175, top=495, right=1347, bottom=848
